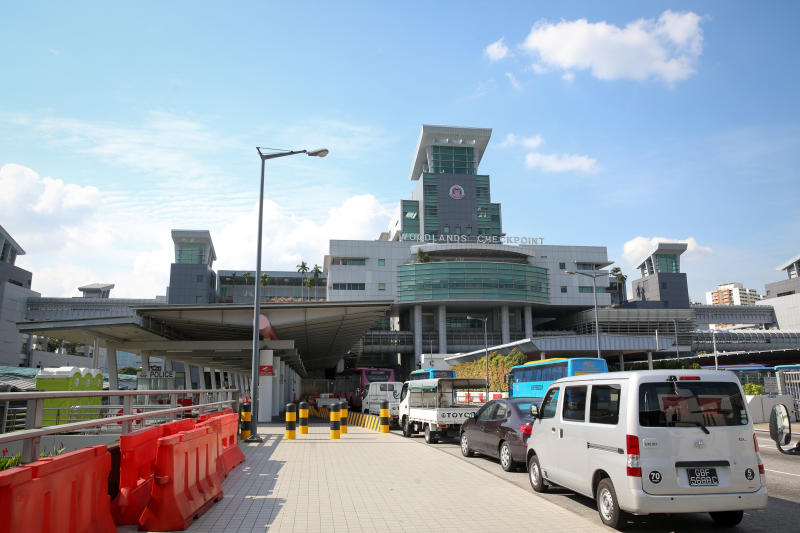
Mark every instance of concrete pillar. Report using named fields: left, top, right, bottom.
left=257, top=350, right=274, bottom=423
left=647, top=351, right=653, bottom=371
left=540, top=351, right=546, bottom=360
left=272, top=356, right=281, bottom=420
left=501, top=305, right=510, bottom=344
left=182, top=362, right=193, bottom=390
left=413, top=304, right=423, bottom=369
left=164, top=358, right=174, bottom=372
left=107, top=344, right=119, bottom=391
left=91, top=337, right=101, bottom=369
left=209, top=368, right=218, bottom=390
left=524, top=306, right=533, bottom=339
left=141, top=351, right=151, bottom=370
left=280, top=361, right=287, bottom=406
left=437, top=304, right=447, bottom=355
left=618, top=353, right=624, bottom=371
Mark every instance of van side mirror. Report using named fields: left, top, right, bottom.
left=770, top=404, right=800, bottom=455
left=530, top=405, right=539, bottom=419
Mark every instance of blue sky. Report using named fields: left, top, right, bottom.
left=1, top=2, right=798, bottom=302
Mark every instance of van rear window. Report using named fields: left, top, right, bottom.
left=639, top=382, right=748, bottom=428
left=379, top=384, right=395, bottom=392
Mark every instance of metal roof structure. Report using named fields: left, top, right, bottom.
left=409, top=124, right=492, bottom=180
left=18, top=301, right=392, bottom=376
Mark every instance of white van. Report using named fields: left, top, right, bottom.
left=361, top=381, right=403, bottom=423
left=526, top=370, right=767, bottom=530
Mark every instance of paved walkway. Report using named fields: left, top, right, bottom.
left=182, top=422, right=604, bottom=533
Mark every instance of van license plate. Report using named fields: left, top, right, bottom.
left=687, top=468, right=719, bottom=486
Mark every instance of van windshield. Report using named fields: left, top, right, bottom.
left=639, top=381, right=748, bottom=428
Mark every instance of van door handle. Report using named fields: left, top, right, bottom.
left=551, top=427, right=556, bottom=433
left=559, top=429, right=564, bottom=438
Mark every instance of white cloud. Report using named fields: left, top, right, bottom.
left=498, top=133, right=543, bottom=149
left=504, top=72, right=523, bottom=91
left=484, top=38, right=510, bottom=61
left=4, top=163, right=393, bottom=299
left=622, top=236, right=713, bottom=266
left=520, top=10, right=704, bottom=84
left=525, top=152, right=597, bottom=173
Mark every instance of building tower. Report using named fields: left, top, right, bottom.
left=628, top=242, right=690, bottom=309
left=167, top=230, right=217, bottom=304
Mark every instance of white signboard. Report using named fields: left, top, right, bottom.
left=763, top=376, right=779, bottom=394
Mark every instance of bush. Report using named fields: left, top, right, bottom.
left=450, top=349, right=526, bottom=391
left=743, top=383, right=765, bottom=396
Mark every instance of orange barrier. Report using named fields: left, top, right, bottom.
left=138, top=426, right=223, bottom=531
left=198, top=412, right=245, bottom=480
left=162, top=417, right=195, bottom=436
left=0, top=445, right=116, bottom=533
left=197, top=407, right=233, bottom=424
left=110, top=425, right=164, bottom=525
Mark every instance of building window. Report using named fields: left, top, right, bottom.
left=378, top=283, right=386, bottom=291
left=443, top=225, right=450, bottom=234
left=579, top=286, right=594, bottom=293
left=195, top=296, right=203, bottom=303
left=561, top=286, right=568, bottom=293
left=559, top=262, right=566, bottom=270
left=431, top=145, right=475, bottom=174
left=378, top=258, right=385, bottom=266
left=332, top=258, right=366, bottom=266
left=176, top=244, right=204, bottom=264
left=332, top=283, right=366, bottom=291
left=196, top=275, right=204, bottom=282
left=466, top=226, right=473, bottom=235
left=576, top=263, right=594, bottom=270
left=454, top=225, right=461, bottom=234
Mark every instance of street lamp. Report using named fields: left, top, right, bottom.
left=248, top=146, right=328, bottom=442
left=467, top=315, right=489, bottom=400
left=565, top=270, right=604, bottom=359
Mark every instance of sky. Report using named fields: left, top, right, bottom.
left=1, top=2, right=798, bottom=303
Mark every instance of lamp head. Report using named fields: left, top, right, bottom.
left=564, top=270, right=576, bottom=275
left=307, top=148, right=329, bottom=158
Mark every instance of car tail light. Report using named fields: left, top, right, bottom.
left=758, top=464, right=765, bottom=475
left=753, top=434, right=765, bottom=476
left=753, top=434, right=759, bottom=453
left=519, top=423, right=532, bottom=435
left=626, top=434, right=642, bottom=477
left=679, top=376, right=701, bottom=381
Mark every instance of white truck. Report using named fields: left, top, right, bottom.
left=361, top=381, right=403, bottom=426
left=398, top=377, right=487, bottom=444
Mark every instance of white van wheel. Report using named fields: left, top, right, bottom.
left=424, top=425, right=438, bottom=444
left=596, top=478, right=626, bottom=530
left=527, top=455, right=547, bottom=493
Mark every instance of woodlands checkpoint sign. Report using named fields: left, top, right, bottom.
left=401, top=233, right=545, bottom=245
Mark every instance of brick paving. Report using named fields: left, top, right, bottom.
left=179, top=422, right=604, bottom=533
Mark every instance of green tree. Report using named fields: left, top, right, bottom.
left=260, top=273, right=270, bottom=302
left=305, top=277, right=314, bottom=300
left=449, top=349, right=526, bottom=391
left=118, top=366, right=140, bottom=375
left=416, top=249, right=430, bottom=263
left=610, top=266, right=627, bottom=305
left=311, top=264, right=323, bottom=300
left=297, top=261, right=309, bottom=300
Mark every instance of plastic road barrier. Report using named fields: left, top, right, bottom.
left=298, top=402, right=309, bottom=434
left=339, top=403, right=348, bottom=434
left=240, top=401, right=252, bottom=440
left=380, top=400, right=390, bottom=433
left=111, top=425, right=164, bottom=525
left=0, top=445, right=116, bottom=533
left=197, top=408, right=233, bottom=424
left=138, top=426, right=223, bottom=531
left=330, top=402, right=341, bottom=439
left=285, top=403, right=296, bottom=439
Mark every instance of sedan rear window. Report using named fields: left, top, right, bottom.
left=639, top=381, right=748, bottom=428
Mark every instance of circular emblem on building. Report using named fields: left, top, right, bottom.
left=449, top=185, right=465, bottom=199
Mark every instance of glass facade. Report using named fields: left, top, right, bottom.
left=397, top=262, right=548, bottom=303
left=431, top=145, right=475, bottom=174
left=401, top=200, right=419, bottom=239
left=422, top=175, right=438, bottom=236
left=656, top=254, right=678, bottom=273
left=176, top=244, right=203, bottom=264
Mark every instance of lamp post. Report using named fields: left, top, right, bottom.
left=565, top=270, right=604, bottom=359
left=712, top=329, right=719, bottom=370
left=467, top=315, right=489, bottom=400
left=248, top=147, right=328, bottom=442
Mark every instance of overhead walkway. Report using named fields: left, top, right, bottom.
left=172, top=422, right=604, bottom=533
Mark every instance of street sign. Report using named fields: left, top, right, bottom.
left=763, top=376, right=779, bottom=394
left=259, top=365, right=274, bottom=377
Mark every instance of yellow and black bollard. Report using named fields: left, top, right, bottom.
left=379, top=400, right=390, bottom=433
left=330, top=402, right=341, bottom=439
left=339, top=402, right=348, bottom=434
left=285, top=403, right=296, bottom=440
left=240, top=401, right=252, bottom=440
left=299, top=401, right=309, bottom=435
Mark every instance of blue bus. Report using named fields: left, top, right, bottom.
left=507, top=358, right=609, bottom=398
left=409, top=369, right=456, bottom=380
left=774, top=364, right=800, bottom=372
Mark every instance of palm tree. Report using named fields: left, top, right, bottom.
left=305, top=277, right=314, bottom=300
left=260, top=273, right=270, bottom=302
left=311, top=264, right=323, bottom=300
left=296, top=261, right=309, bottom=300
left=610, top=267, right=627, bottom=306
left=242, top=271, right=252, bottom=297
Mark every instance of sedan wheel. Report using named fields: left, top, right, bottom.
left=460, top=432, right=474, bottom=457
left=500, top=442, right=514, bottom=472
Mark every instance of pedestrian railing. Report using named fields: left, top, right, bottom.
left=0, top=388, right=239, bottom=463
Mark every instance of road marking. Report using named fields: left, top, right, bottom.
left=765, top=468, right=800, bottom=478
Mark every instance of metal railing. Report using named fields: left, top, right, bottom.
left=0, top=388, right=239, bottom=463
